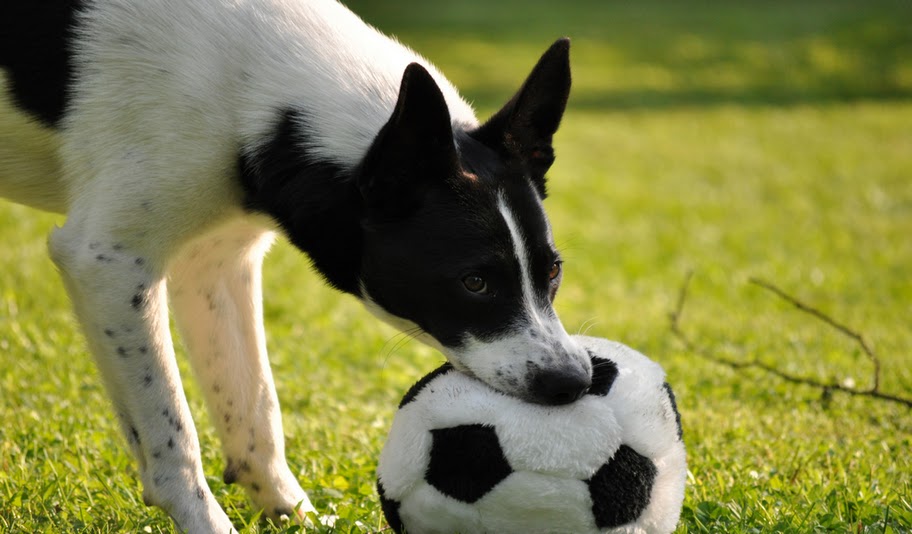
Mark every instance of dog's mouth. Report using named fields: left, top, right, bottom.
left=440, top=345, right=592, bottom=407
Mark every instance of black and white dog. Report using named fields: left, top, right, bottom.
left=1, top=0, right=591, bottom=531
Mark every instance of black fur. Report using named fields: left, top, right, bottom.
left=358, top=164, right=558, bottom=347
left=358, top=63, right=458, bottom=219
left=0, top=0, right=82, bottom=126
left=239, top=110, right=364, bottom=295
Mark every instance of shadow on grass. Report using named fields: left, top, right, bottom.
left=344, top=0, right=912, bottom=110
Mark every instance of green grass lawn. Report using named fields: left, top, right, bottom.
left=2, top=0, right=911, bottom=532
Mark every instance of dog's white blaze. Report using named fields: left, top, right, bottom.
left=497, top=193, right=546, bottom=329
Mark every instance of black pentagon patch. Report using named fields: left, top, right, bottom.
left=586, top=352, right=619, bottom=397
left=377, top=480, right=404, bottom=534
left=663, top=382, right=683, bottom=440
left=588, top=444, right=657, bottom=528
left=399, top=363, right=454, bottom=408
left=426, top=424, right=512, bottom=503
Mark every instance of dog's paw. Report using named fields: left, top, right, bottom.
left=258, top=483, right=316, bottom=525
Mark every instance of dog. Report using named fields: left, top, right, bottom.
left=0, top=0, right=592, bottom=531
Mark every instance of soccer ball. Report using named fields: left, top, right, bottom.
left=376, top=335, right=686, bottom=534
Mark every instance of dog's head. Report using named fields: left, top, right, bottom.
left=358, top=39, right=590, bottom=405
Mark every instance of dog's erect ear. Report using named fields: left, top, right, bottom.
left=471, top=38, right=571, bottom=197
left=359, top=63, right=457, bottom=217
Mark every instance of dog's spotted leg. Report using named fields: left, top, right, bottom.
left=168, top=218, right=314, bottom=523
left=48, top=220, right=237, bottom=534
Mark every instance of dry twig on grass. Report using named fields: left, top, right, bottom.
left=668, top=272, right=912, bottom=409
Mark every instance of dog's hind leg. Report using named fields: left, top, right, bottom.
left=168, top=218, right=315, bottom=523
left=49, top=208, right=238, bottom=534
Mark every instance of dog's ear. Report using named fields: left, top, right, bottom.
left=470, top=38, right=571, bottom=198
left=359, top=63, right=457, bottom=217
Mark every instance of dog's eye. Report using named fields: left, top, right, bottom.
left=462, top=275, right=488, bottom=294
left=549, top=261, right=562, bottom=282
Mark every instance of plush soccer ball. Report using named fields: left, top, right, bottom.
left=376, top=335, right=686, bottom=534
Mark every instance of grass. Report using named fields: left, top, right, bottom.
left=1, top=0, right=911, bottom=532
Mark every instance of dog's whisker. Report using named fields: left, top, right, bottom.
left=379, top=326, right=426, bottom=367
left=576, top=317, right=599, bottom=336
left=378, top=329, right=413, bottom=361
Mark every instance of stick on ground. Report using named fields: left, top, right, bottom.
left=668, top=272, right=911, bottom=409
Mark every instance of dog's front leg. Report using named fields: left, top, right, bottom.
left=48, top=222, right=236, bottom=534
left=168, top=219, right=314, bottom=523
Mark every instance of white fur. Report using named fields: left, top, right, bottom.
left=497, top=191, right=547, bottom=329
left=378, top=336, right=687, bottom=534
left=1, top=0, right=481, bottom=531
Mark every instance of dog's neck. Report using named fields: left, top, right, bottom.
left=239, top=110, right=365, bottom=295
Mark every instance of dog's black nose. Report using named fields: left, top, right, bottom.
left=531, top=366, right=592, bottom=406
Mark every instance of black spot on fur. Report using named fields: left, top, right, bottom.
left=167, top=437, right=174, bottom=449
left=587, top=445, right=657, bottom=528
left=377, top=480, right=404, bottom=534
left=112, top=243, right=123, bottom=251
left=104, top=328, right=115, bottom=337
left=212, top=384, right=221, bottom=394
left=143, top=374, right=152, bottom=387
left=96, top=254, right=112, bottom=263
left=131, top=294, right=144, bottom=309
left=117, top=347, right=128, bottom=357
left=223, top=459, right=239, bottom=485
left=152, top=451, right=161, bottom=459
left=196, top=486, right=205, bottom=500
left=223, top=458, right=252, bottom=486
left=426, top=424, right=512, bottom=503
left=0, top=1, right=82, bottom=126
left=129, top=426, right=140, bottom=444
left=398, top=363, right=453, bottom=408
left=223, top=414, right=231, bottom=424
left=138, top=346, right=148, bottom=354
left=88, top=242, right=100, bottom=250
left=251, top=482, right=260, bottom=493
left=135, top=257, right=145, bottom=265
left=663, top=382, right=683, bottom=440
